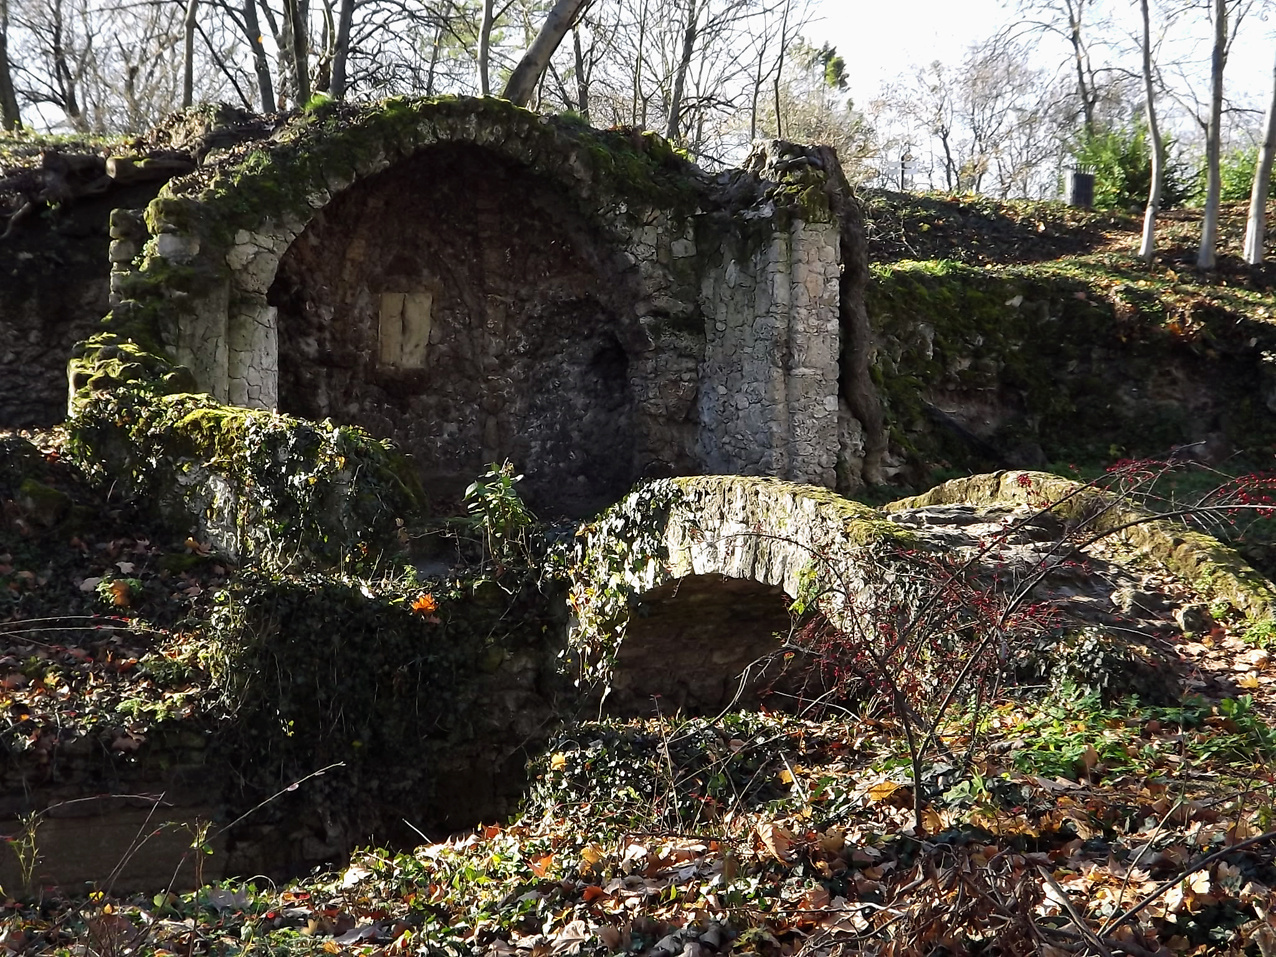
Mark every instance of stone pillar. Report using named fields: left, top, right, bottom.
left=107, top=209, right=147, bottom=307
left=226, top=228, right=293, bottom=410
left=697, top=215, right=841, bottom=488
left=228, top=302, right=278, bottom=408
left=783, top=219, right=842, bottom=487
left=173, top=279, right=231, bottom=403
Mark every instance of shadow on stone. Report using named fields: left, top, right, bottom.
left=609, top=573, right=813, bottom=717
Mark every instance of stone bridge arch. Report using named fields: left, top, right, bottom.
left=568, top=475, right=914, bottom=713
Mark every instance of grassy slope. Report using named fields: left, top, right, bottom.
left=863, top=191, right=1276, bottom=341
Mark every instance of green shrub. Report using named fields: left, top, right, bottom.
left=1205, top=146, right=1276, bottom=203
left=1070, top=125, right=1191, bottom=211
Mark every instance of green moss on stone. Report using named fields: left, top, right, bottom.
left=16, top=478, right=72, bottom=528
left=671, top=475, right=915, bottom=549
left=66, top=386, right=425, bottom=571
left=886, top=470, right=1274, bottom=618
left=868, top=260, right=1276, bottom=474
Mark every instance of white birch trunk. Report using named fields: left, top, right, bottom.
left=1139, top=0, right=1163, bottom=262
left=1244, top=47, right=1276, bottom=264
left=1197, top=0, right=1226, bottom=270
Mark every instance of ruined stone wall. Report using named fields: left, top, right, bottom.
left=0, top=182, right=163, bottom=426
left=64, top=101, right=856, bottom=528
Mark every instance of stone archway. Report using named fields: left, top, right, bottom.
left=267, top=143, right=645, bottom=515
left=568, top=475, right=916, bottom=707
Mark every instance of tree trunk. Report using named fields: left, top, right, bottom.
left=664, top=0, right=698, bottom=141
left=330, top=0, right=354, bottom=99
left=503, top=0, right=589, bottom=107
left=631, top=0, right=647, bottom=125
left=1244, top=46, right=1276, bottom=264
left=1197, top=0, right=1226, bottom=270
left=426, top=22, right=442, bottom=95
left=0, top=0, right=21, bottom=130
left=772, top=0, right=790, bottom=139
left=572, top=26, right=588, bottom=120
left=939, top=128, right=955, bottom=191
left=1068, top=0, right=1095, bottom=135
left=1139, top=0, right=1163, bottom=263
left=284, top=0, right=310, bottom=106
left=749, top=33, right=767, bottom=141
left=243, top=0, right=275, bottom=110
left=477, top=0, right=494, bottom=95
left=50, top=0, right=86, bottom=131
left=182, top=0, right=198, bottom=108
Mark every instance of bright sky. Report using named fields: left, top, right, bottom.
left=813, top=0, right=1006, bottom=98
left=810, top=0, right=1276, bottom=120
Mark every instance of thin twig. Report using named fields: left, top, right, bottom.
left=1099, top=828, right=1276, bottom=936
left=1037, top=864, right=1114, bottom=957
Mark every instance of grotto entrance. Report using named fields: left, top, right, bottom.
left=608, top=574, right=812, bottom=716
left=269, top=143, right=643, bottom=517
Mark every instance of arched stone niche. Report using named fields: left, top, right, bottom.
left=96, top=99, right=850, bottom=513
left=568, top=476, right=917, bottom=709
left=268, top=144, right=647, bottom=515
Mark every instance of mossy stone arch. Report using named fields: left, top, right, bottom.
left=129, top=97, right=705, bottom=514
left=568, top=475, right=917, bottom=713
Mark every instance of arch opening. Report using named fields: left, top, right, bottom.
left=269, top=143, right=644, bottom=517
left=609, top=574, right=819, bottom=717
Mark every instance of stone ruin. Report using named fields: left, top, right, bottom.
left=84, top=97, right=866, bottom=518
left=4, top=97, right=1276, bottom=893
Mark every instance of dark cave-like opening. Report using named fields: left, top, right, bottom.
left=610, top=574, right=817, bottom=716
left=269, top=143, right=643, bottom=518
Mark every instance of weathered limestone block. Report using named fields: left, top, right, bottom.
left=174, top=279, right=232, bottom=403
left=154, top=232, right=200, bottom=263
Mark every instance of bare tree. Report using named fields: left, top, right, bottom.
left=0, top=0, right=20, bottom=128
left=504, top=0, right=588, bottom=106
left=1010, top=0, right=1110, bottom=134
left=911, top=61, right=960, bottom=190
left=868, top=33, right=1071, bottom=198
left=1139, top=0, right=1166, bottom=261
left=1244, top=43, right=1276, bottom=263
left=744, top=39, right=877, bottom=180
left=664, top=0, right=696, bottom=138
left=13, top=0, right=95, bottom=130
left=109, top=5, right=189, bottom=128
